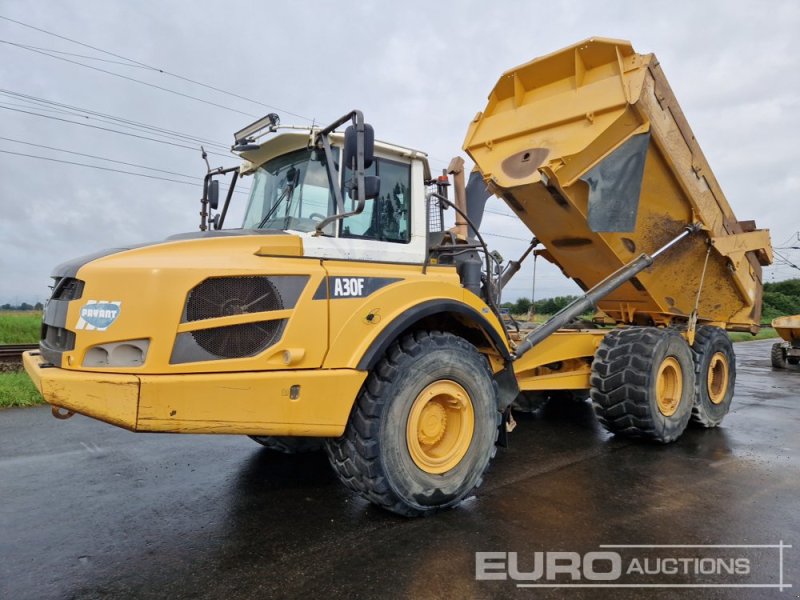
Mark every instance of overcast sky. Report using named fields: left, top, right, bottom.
left=1, top=0, right=798, bottom=305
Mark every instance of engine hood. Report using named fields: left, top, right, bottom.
left=52, top=229, right=299, bottom=278
left=43, top=230, right=324, bottom=374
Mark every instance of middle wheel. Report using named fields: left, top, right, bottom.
left=590, top=327, right=696, bottom=443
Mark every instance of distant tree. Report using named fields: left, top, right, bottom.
left=513, top=298, right=531, bottom=315
left=534, top=295, right=578, bottom=315
left=763, top=291, right=800, bottom=316
left=18, top=302, right=33, bottom=311
left=764, top=278, right=800, bottom=298
left=0, top=303, right=11, bottom=310
left=34, top=302, right=44, bottom=311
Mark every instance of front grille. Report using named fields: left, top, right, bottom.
left=185, top=276, right=282, bottom=322
left=173, top=275, right=307, bottom=363
left=192, top=320, right=286, bottom=358
left=40, top=324, right=75, bottom=364
left=50, top=277, right=84, bottom=301
left=170, top=319, right=287, bottom=363
left=42, top=324, right=75, bottom=351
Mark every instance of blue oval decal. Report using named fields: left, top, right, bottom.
left=76, top=301, right=122, bottom=331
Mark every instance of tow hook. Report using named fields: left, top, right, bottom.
left=505, top=410, right=517, bottom=433
left=496, top=407, right=517, bottom=448
left=51, top=406, right=75, bottom=420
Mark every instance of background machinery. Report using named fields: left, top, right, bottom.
left=771, top=315, right=800, bottom=369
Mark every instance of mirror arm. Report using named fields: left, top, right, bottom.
left=353, top=109, right=366, bottom=206
left=199, top=173, right=212, bottom=231
left=200, top=166, right=240, bottom=231
left=314, top=111, right=368, bottom=236
left=217, top=169, right=238, bottom=229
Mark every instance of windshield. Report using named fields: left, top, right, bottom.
left=242, top=148, right=337, bottom=234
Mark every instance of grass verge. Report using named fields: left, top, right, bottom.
left=0, top=311, right=42, bottom=344
left=0, top=371, right=43, bottom=408
left=729, top=327, right=779, bottom=343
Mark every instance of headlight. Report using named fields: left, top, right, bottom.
left=83, top=339, right=150, bottom=367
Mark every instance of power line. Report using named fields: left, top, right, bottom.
left=772, top=250, right=800, bottom=272
left=0, top=148, right=244, bottom=194
left=484, top=208, right=518, bottom=219
left=1, top=40, right=260, bottom=119
left=0, top=89, right=230, bottom=149
left=0, top=100, right=80, bottom=117
left=0, top=15, right=316, bottom=122
left=778, top=230, right=799, bottom=247
left=9, top=42, right=154, bottom=68
left=0, top=135, right=202, bottom=181
left=0, top=105, right=232, bottom=158
left=0, top=148, right=208, bottom=186
left=482, top=231, right=530, bottom=242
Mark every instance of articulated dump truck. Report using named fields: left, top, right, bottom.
left=24, top=38, right=772, bottom=516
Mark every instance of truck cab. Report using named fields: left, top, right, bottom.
left=236, top=129, right=431, bottom=265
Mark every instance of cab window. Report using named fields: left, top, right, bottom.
left=340, top=158, right=410, bottom=243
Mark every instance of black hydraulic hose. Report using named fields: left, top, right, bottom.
left=426, top=191, right=510, bottom=346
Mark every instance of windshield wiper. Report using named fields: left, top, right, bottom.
left=257, top=166, right=299, bottom=229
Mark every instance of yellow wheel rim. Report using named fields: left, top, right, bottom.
left=656, top=356, right=683, bottom=417
left=707, top=352, right=729, bottom=405
left=407, top=380, right=474, bottom=474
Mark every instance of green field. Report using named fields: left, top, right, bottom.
left=0, top=311, right=44, bottom=408
left=0, top=311, right=41, bottom=344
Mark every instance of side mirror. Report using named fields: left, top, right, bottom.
left=212, top=214, right=222, bottom=230
left=208, top=180, right=219, bottom=210
left=363, top=175, right=380, bottom=200
left=348, top=175, right=381, bottom=201
left=343, top=123, right=374, bottom=170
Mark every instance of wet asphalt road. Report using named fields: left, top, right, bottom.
left=0, top=339, right=797, bottom=599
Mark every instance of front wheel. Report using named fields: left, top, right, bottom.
left=771, top=343, right=787, bottom=369
left=326, top=330, right=500, bottom=516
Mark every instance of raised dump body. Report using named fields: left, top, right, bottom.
left=773, top=316, right=800, bottom=343
left=464, top=38, right=772, bottom=331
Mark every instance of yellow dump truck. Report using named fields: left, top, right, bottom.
left=24, top=38, right=772, bottom=516
left=771, top=315, right=800, bottom=368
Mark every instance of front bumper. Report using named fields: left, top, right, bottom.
left=23, top=351, right=366, bottom=436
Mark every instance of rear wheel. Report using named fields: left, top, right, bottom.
left=248, top=436, right=324, bottom=454
left=690, top=326, right=736, bottom=428
left=590, top=327, right=695, bottom=443
left=771, top=343, right=787, bottom=369
left=325, top=330, right=500, bottom=516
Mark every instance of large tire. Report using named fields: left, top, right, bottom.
left=771, top=343, right=787, bottom=369
left=325, top=330, right=500, bottom=517
left=248, top=436, right=324, bottom=454
left=690, top=326, right=736, bottom=428
left=590, top=327, right=695, bottom=443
